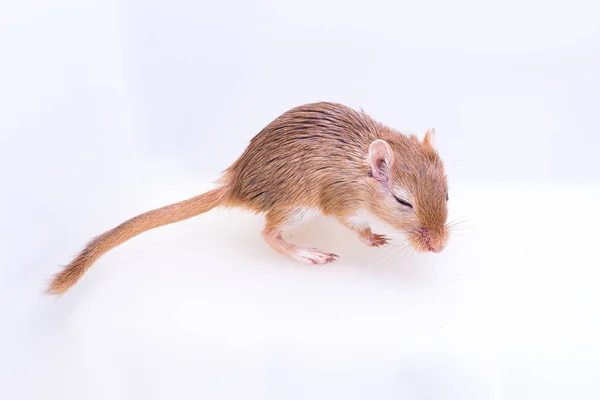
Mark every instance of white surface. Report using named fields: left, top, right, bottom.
left=2, top=180, right=600, bottom=399
left=2, top=0, right=600, bottom=399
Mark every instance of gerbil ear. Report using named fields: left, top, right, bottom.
left=368, top=139, right=394, bottom=184
left=423, top=128, right=436, bottom=149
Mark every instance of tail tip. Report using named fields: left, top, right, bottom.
left=44, top=271, right=73, bottom=297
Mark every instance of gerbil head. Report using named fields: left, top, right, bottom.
left=364, top=128, right=449, bottom=253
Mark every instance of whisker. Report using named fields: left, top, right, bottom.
left=396, top=246, right=414, bottom=274
left=448, top=232, right=470, bottom=238
left=446, top=220, right=478, bottom=233
left=449, top=221, right=477, bottom=229
left=446, top=216, right=479, bottom=228
left=448, top=227, right=475, bottom=234
left=367, top=245, right=402, bottom=269
left=370, top=237, right=414, bottom=269
left=391, top=246, right=411, bottom=261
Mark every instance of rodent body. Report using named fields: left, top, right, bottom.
left=47, top=102, right=450, bottom=295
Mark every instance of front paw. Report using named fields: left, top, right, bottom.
left=363, top=233, right=390, bottom=247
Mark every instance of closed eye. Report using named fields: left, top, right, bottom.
left=394, top=195, right=413, bottom=209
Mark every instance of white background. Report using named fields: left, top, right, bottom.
left=1, top=0, right=599, bottom=399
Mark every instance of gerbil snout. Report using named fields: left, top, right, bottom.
left=411, top=226, right=448, bottom=253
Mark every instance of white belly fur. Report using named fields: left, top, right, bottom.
left=284, top=207, right=321, bottom=228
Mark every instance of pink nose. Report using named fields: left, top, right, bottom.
left=428, top=244, right=442, bottom=253
left=420, top=227, right=443, bottom=253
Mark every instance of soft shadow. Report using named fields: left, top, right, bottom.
left=199, top=210, right=440, bottom=286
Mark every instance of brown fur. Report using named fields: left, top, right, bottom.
left=47, top=102, right=449, bottom=295
left=47, top=188, right=225, bottom=295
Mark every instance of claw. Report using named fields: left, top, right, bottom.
left=294, top=248, right=339, bottom=265
left=364, top=233, right=390, bottom=247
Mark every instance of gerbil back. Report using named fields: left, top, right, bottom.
left=223, top=102, right=378, bottom=212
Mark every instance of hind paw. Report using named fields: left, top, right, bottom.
left=293, top=248, right=339, bottom=265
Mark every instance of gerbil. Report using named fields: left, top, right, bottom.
left=47, top=102, right=449, bottom=295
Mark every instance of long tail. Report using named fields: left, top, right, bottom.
left=47, top=186, right=227, bottom=296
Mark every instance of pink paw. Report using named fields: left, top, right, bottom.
left=293, top=248, right=339, bottom=265
left=363, top=233, right=390, bottom=247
